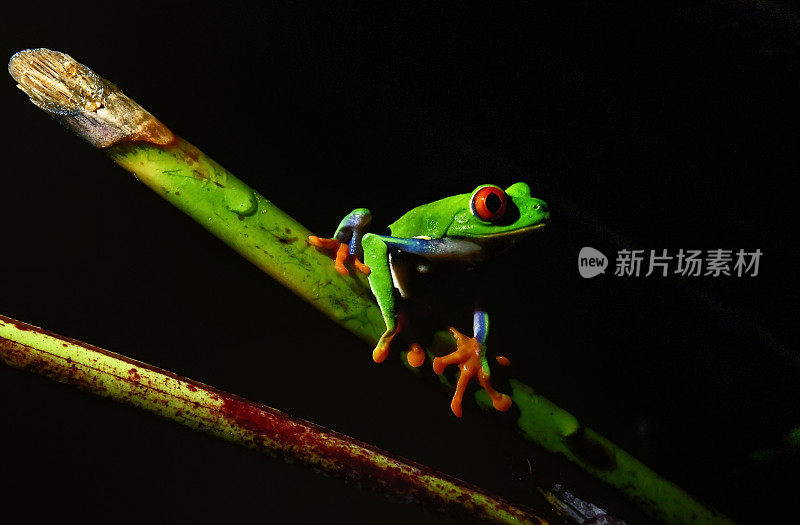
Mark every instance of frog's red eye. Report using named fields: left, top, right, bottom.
left=471, top=186, right=507, bottom=221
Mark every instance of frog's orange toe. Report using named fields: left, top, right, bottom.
left=407, top=343, right=425, bottom=368
left=353, top=257, right=371, bottom=275
left=495, top=356, right=511, bottom=367
left=372, top=346, right=389, bottom=363
left=372, top=328, right=398, bottom=363
left=450, top=399, right=463, bottom=418
left=432, top=356, right=447, bottom=375
left=478, top=371, right=513, bottom=412
left=372, top=339, right=392, bottom=363
left=493, top=393, right=513, bottom=412
left=333, top=243, right=351, bottom=276
left=308, top=235, right=339, bottom=249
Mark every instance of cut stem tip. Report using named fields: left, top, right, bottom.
left=8, top=48, right=173, bottom=148
left=9, top=48, right=106, bottom=114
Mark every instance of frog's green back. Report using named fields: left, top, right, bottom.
left=388, top=194, right=469, bottom=239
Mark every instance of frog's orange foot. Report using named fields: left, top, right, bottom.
left=432, top=327, right=512, bottom=418
left=308, top=236, right=371, bottom=276
left=407, top=343, right=425, bottom=368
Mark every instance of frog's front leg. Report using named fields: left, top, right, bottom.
left=308, top=208, right=372, bottom=276
left=433, top=308, right=512, bottom=418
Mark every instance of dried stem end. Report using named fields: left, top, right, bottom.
left=8, top=48, right=174, bottom=148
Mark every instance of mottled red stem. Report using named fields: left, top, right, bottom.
left=0, top=314, right=546, bottom=524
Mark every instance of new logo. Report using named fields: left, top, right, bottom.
left=579, top=247, right=608, bottom=278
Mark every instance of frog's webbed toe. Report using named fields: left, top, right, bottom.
left=432, top=327, right=512, bottom=417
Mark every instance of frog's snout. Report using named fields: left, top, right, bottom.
left=533, top=200, right=550, bottom=221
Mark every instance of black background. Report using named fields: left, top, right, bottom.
left=1, top=2, right=798, bottom=523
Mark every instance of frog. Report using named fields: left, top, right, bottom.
left=308, top=182, right=549, bottom=417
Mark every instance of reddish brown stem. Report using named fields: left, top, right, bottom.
left=0, top=314, right=546, bottom=524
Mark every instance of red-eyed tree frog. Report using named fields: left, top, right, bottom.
left=309, top=183, right=549, bottom=417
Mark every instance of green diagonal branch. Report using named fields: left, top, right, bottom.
left=6, top=48, right=733, bottom=524
left=107, top=136, right=386, bottom=343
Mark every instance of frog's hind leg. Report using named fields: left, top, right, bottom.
left=362, top=234, right=473, bottom=364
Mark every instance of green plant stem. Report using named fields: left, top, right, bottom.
left=0, top=314, right=545, bottom=525
left=7, top=48, right=733, bottom=524
left=107, top=137, right=386, bottom=344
